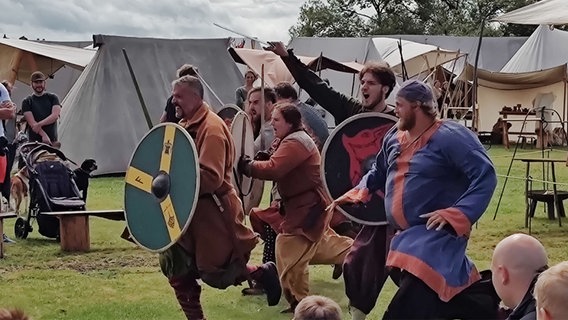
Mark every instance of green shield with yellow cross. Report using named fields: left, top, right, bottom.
left=124, top=123, right=199, bottom=252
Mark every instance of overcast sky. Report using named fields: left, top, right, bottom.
left=0, top=0, right=305, bottom=43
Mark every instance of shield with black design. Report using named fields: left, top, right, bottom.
left=217, top=104, right=241, bottom=128
left=230, top=111, right=264, bottom=213
left=124, top=123, right=199, bottom=252
left=321, top=113, right=397, bottom=225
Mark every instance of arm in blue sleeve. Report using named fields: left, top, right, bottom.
left=356, top=147, right=388, bottom=193
left=436, top=144, right=497, bottom=236
left=452, top=147, right=497, bottom=223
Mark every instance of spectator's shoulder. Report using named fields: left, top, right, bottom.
left=46, top=92, right=60, bottom=101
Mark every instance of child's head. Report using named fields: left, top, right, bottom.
left=293, top=295, right=341, bottom=320
left=535, top=261, right=568, bottom=320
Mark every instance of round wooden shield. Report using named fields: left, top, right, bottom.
left=217, top=104, right=241, bottom=128
left=124, top=123, right=200, bottom=252
left=321, top=113, right=397, bottom=225
left=243, top=178, right=265, bottom=215
left=230, top=111, right=255, bottom=197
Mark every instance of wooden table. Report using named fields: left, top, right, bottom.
left=516, top=158, right=566, bottom=228
left=499, top=111, right=538, bottom=149
left=0, top=212, right=17, bottom=258
left=42, top=210, right=125, bottom=252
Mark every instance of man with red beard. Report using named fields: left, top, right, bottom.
left=161, top=75, right=281, bottom=319
left=268, top=41, right=397, bottom=319
left=330, top=80, right=498, bottom=319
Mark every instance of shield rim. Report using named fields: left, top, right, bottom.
left=230, top=111, right=255, bottom=196
left=217, top=104, right=241, bottom=117
left=320, top=112, right=398, bottom=226
left=124, top=122, right=201, bottom=253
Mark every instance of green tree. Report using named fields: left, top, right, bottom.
left=288, top=0, right=369, bottom=38
left=290, top=0, right=542, bottom=37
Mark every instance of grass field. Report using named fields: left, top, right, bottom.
left=1, top=145, right=567, bottom=319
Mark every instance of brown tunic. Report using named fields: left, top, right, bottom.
left=250, top=130, right=331, bottom=242
left=177, top=102, right=258, bottom=274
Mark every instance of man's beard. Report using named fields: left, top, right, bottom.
left=363, top=94, right=384, bottom=110
left=175, top=106, right=183, bottom=119
left=398, top=113, right=416, bottom=131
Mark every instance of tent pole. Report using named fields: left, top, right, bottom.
left=472, top=17, right=486, bottom=133
left=397, top=38, right=408, bottom=81
left=121, top=48, right=153, bottom=130
left=560, top=71, right=568, bottom=141
left=317, top=52, right=323, bottom=77
left=260, top=64, right=266, bottom=151
left=350, top=59, right=357, bottom=97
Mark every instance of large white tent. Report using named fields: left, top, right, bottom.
left=460, top=64, right=567, bottom=133
left=501, top=25, right=568, bottom=73
left=472, top=24, right=568, bottom=136
left=493, top=0, right=568, bottom=25
left=59, top=35, right=243, bottom=175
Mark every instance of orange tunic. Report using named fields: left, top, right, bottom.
left=177, top=103, right=258, bottom=274
left=250, top=131, right=331, bottom=242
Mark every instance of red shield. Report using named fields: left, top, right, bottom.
left=321, top=113, right=397, bottom=225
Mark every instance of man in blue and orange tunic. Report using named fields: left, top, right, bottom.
left=330, top=80, right=499, bottom=319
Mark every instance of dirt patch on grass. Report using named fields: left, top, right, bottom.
left=1, top=250, right=158, bottom=274
left=48, top=253, right=159, bottom=273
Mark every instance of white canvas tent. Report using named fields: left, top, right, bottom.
left=385, top=34, right=528, bottom=73
left=59, top=35, right=243, bottom=175
left=502, top=25, right=568, bottom=72
left=371, top=38, right=464, bottom=79
left=493, top=0, right=568, bottom=25
left=0, top=38, right=94, bottom=83
left=460, top=63, right=567, bottom=133
left=0, top=39, right=96, bottom=106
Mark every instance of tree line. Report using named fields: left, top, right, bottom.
left=289, top=0, right=562, bottom=38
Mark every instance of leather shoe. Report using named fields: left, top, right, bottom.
left=259, top=262, right=281, bottom=306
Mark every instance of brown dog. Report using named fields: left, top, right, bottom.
left=10, top=167, right=29, bottom=214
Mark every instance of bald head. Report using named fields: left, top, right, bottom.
left=493, top=233, right=548, bottom=274
left=491, top=233, right=548, bottom=309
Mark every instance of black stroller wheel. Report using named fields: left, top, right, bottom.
left=14, top=217, right=29, bottom=239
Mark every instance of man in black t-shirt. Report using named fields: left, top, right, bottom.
left=159, top=64, right=199, bottom=123
left=22, top=71, right=61, bottom=145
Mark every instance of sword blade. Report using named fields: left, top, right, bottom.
left=213, top=23, right=270, bottom=47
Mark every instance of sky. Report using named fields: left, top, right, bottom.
left=0, top=0, right=306, bottom=43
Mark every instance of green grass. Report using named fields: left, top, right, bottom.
left=1, top=145, right=567, bottom=319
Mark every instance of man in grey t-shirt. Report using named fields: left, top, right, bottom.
left=22, top=71, right=61, bottom=145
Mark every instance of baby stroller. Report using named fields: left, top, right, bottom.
left=14, top=142, right=85, bottom=239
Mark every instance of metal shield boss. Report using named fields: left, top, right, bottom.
left=230, top=111, right=264, bottom=214
left=124, top=123, right=199, bottom=252
left=321, top=113, right=397, bottom=225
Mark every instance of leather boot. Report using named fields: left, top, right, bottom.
left=249, top=262, right=282, bottom=306
left=169, top=275, right=206, bottom=320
